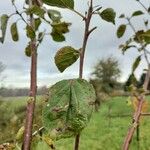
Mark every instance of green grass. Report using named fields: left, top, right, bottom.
left=0, top=96, right=150, bottom=150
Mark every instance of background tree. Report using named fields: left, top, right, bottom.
left=92, top=56, right=121, bottom=94
left=90, top=56, right=121, bottom=110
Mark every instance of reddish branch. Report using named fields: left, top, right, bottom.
left=122, top=68, right=150, bottom=150
left=23, top=0, right=37, bottom=149
left=122, top=99, right=144, bottom=150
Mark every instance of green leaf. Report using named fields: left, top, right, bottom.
left=144, top=20, right=148, bottom=27
left=99, top=8, right=116, bottom=24
left=132, top=10, right=144, bottom=17
left=25, top=43, right=32, bottom=57
left=26, top=5, right=45, bottom=18
left=141, top=29, right=150, bottom=44
left=35, top=18, right=41, bottom=31
left=55, top=46, right=79, bottom=72
left=10, top=22, right=19, bottom=41
left=148, top=7, right=150, bottom=13
left=117, top=24, right=126, bottom=38
left=119, top=14, right=125, bottom=18
left=51, top=30, right=65, bottom=42
left=43, top=0, right=74, bottom=9
left=42, top=79, right=96, bottom=139
left=48, top=9, right=62, bottom=22
left=51, top=22, right=71, bottom=34
left=134, top=30, right=145, bottom=43
left=38, top=32, right=45, bottom=43
left=132, top=56, right=141, bottom=72
left=50, top=22, right=71, bottom=42
left=26, top=25, right=35, bottom=40
left=0, top=14, right=9, bottom=43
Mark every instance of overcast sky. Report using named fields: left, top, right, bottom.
left=0, top=0, right=150, bottom=88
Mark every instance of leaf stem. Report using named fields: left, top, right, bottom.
left=75, top=1, right=95, bottom=150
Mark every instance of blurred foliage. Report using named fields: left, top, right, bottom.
left=1, top=96, right=150, bottom=149
left=90, top=56, right=122, bottom=110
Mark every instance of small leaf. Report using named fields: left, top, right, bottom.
left=144, top=20, right=148, bottom=27
left=148, top=7, right=150, bottom=13
left=117, top=24, right=126, bottom=38
left=48, top=9, right=62, bottom=22
left=51, top=22, right=71, bottom=34
left=16, top=126, right=25, bottom=141
left=55, top=46, right=79, bottom=72
left=26, top=5, right=45, bottom=18
left=141, top=29, right=150, bottom=43
left=99, top=8, right=116, bottom=24
left=0, top=14, right=9, bottom=43
left=132, top=10, right=144, bottom=17
left=26, top=25, right=35, bottom=40
left=132, top=56, right=141, bottom=72
left=38, top=32, right=45, bottom=43
left=35, top=18, right=41, bottom=31
left=43, top=0, right=74, bottom=9
left=119, top=44, right=136, bottom=55
left=50, top=22, right=71, bottom=42
left=134, top=30, right=145, bottom=43
left=25, top=43, right=32, bottom=57
left=119, top=14, right=125, bottom=18
left=10, top=22, right=19, bottom=41
left=42, top=135, right=55, bottom=149
left=51, top=30, right=65, bottom=42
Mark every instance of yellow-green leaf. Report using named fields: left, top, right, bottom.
left=35, top=18, right=41, bottom=31
left=0, top=14, right=9, bottom=43
left=10, top=22, right=19, bottom=41
left=132, top=56, right=141, bottom=72
left=26, top=5, right=45, bottom=18
left=48, top=9, right=61, bottom=22
left=117, top=24, right=126, bottom=38
left=51, top=30, right=65, bottom=42
left=51, top=22, right=71, bottom=34
left=26, top=25, right=35, bottom=40
left=25, top=43, right=32, bottom=57
left=16, top=126, right=25, bottom=141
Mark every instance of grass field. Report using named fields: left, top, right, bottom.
left=0, top=96, right=150, bottom=150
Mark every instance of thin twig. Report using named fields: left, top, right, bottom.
left=137, top=1, right=150, bottom=15
left=88, top=26, right=97, bottom=36
left=12, top=2, right=29, bottom=26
